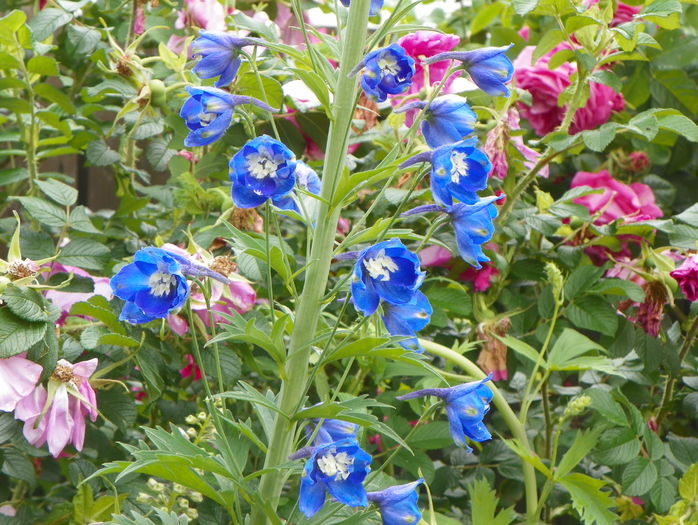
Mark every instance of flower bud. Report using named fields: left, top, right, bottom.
left=562, top=395, right=591, bottom=421
left=545, top=262, right=564, bottom=303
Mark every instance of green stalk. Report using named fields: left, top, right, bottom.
left=419, top=339, right=538, bottom=525
left=250, top=1, right=372, bottom=522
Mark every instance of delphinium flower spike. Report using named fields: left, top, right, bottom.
left=397, top=376, right=493, bottom=451
left=191, top=31, right=267, bottom=87
left=180, top=87, right=277, bottom=147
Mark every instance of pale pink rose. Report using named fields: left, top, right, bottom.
left=670, top=254, right=698, bottom=302
left=513, top=46, right=624, bottom=136
left=44, top=263, right=112, bottom=324
left=0, top=354, right=42, bottom=412
left=571, top=170, right=662, bottom=225
left=167, top=0, right=227, bottom=54
left=0, top=505, right=16, bottom=517
left=419, top=245, right=451, bottom=267
left=133, top=4, right=145, bottom=35
left=15, top=359, right=98, bottom=457
left=337, top=217, right=351, bottom=235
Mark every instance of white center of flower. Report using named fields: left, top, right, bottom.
left=198, top=112, right=216, bottom=125
left=148, top=271, right=177, bottom=297
left=363, top=250, right=398, bottom=281
left=450, top=151, right=469, bottom=184
left=377, top=53, right=399, bottom=76
left=247, top=151, right=280, bottom=180
left=317, top=451, right=354, bottom=480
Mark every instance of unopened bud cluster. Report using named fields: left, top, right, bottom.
left=136, top=478, right=202, bottom=519
left=561, top=395, right=591, bottom=422
left=184, top=411, right=213, bottom=441
left=545, top=262, right=564, bottom=304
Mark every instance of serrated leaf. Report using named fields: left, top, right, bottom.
left=566, top=295, right=618, bottom=337
left=467, top=477, right=516, bottom=525
left=650, top=477, right=677, bottom=513
left=97, top=387, right=136, bottom=433
left=679, top=463, right=698, bottom=501
left=146, top=137, right=176, bottom=171
left=582, top=123, right=621, bottom=152
left=86, top=140, right=120, bottom=167
left=595, top=428, right=641, bottom=465
left=28, top=8, right=72, bottom=41
left=27, top=55, right=59, bottom=76
left=586, top=388, right=629, bottom=427
left=36, top=178, right=77, bottom=206
left=65, top=24, right=100, bottom=56
left=589, top=278, right=645, bottom=303
left=559, top=473, right=617, bottom=525
left=2, top=284, right=48, bottom=321
left=622, top=457, right=658, bottom=496
left=0, top=309, right=47, bottom=358
left=34, top=83, right=76, bottom=113
left=57, top=238, right=110, bottom=270
left=657, top=113, right=698, bottom=142
left=68, top=206, right=100, bottom=234
left=14, top=196, right=66, bottom=227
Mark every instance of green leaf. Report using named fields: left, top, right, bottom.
left=512, top=0, right=539, bottom=15
left=651, top=69, right=698, bottom=116
left=589, top=278, right=645, bottom=303
left=1, top=448, right=36, bottom=485
left=650, top=477, right=677, bottom=513
left=533, top=30, right=565, bottom=63
left=582, top=123, right=621, bottom=152
left=26, top=55, right=59, bottom=76
left=559, top=473, right=618, bottom=525
left=146, top=137, right=176, bottom=171
left=69, top=297, right=121, bottom=335
left=657, top=113, right=698, bottom=142
left=564, top=265, right=605, bottom=300
left=57, top=238, right=110, bottom=270
left=98, top=388, right=136, bottom=433
left=639, top=0, right=681, bottom=18
left=68, top=206, right=100, bottom=234
left=557, top=429, right=602, bottom=478
left=0, top=96, right=32, bottom=113
left=0, top=168, right=28, bottom=185
left=28, top=8, right=72, bottom=41
left=548, top=329, right=606, bottom=369
left=406, top=421, right=453, bottom=450
left=36, top=178, right=77, bottom=206
left=86, top=140, right=120, bottom=167
left=566, top=296, right=618, bottom=337
left=595, top=428, right=641, bottom=465
left=0, top=308, right=47, bottom=358
left=679, top=463, right=698, bottom=501
left=65, top=25, right=100, bottom=56
left=622, top=457, right=658, bottom=496
left=1, top=284, right=48, bottom=321
left=588, top=70, right=622, bottom=93
left=45, top=272, right=94, bottom=292
left=668, top=434, right=698, bottom=467
left=97, top=333, right=139, bottom=347
left=586, top=388, right=629, bottom=427
left=322, top=337, right=390, bottom=363
left=425, top=286, right=472, bottom=317
left=470, top=2, right=505, bottom=34
left=13, top=196, right=66, bottom=228
left=467, top=477, right=516, bottom=525
left=237, top=73, right=283, bottom=112
left=496, top=335, right=541, bottom=366
left=34, top=83, right=76, bottom=113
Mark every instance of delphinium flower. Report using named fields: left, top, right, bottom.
left=424, top=44, right=514, bottom=97
left=367, top=479, right=424, bottom=525
left=191, top=31, right=266, bottom=87
left=353, top=44, right=416, bottom=102
left=402, top=137, right=492, bottom=208
left=14, top=359, right=99, bottom=457
left=395, top=95, right=477, bottom=148
left=110, top=246, right=231, bottom=324
left=671, top=255, right=698, bottom=302
left=350, top=239, right=431, bottom=351
left=309, top=419, right=359, bottom=446
left=397, top=376, right=493, bottom=451
left=298, top=438, right=372, bottom=517
left=339, top=0, right=384, bottom=16
left=180, top=87, right=277, bottom=147
left=229, top=135, right=298, bottom=209
left=0, top=354, right=42, bottom=412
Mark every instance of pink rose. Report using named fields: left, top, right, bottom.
left=571, top=170, right=662, bottom=225
left=45, top=263, right=113, bottom=324
left=670, top=255, right=698, bottom=302
left=513, top=46, right=624, bottom=136
left=167, top=0, right=227, bottom=54
left=15, top=359, right=98, bottom=457
left=397, top=31, right=461, bottom=95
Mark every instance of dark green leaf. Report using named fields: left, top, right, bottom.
left=28, top=8, right=72, bottom=41
left=13, top=196, right=66, bottom=227
left=57, top=238, right=110, bottom=270
left=85, top=140, right=120, bottom=167
left=0, top=309, right=48, bottom=357
left=36, top=178, right=77, bottom=206
left=566, top=295, right=618, bottom=336
left=622, top=457, right=658, bottom=496
left=2, top=284, right=48, bottom=321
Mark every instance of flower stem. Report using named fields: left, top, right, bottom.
left=249, top=1, right=372, bottom=522
left=419, top=339, right=538, bottom=524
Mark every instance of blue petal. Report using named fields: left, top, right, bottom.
left=326, top=479, right=368, bottom=507
left=445, top=403, right=472, bottom=451
left=299, top=475, right=327, bottom=518
left=351, top=272, right=380, bottom=316
left=232, top=181, right=268, bottom=209
left=110, top=262, right=150, bottom=301
left=215, top=57, right=242, bottom=88
left=193, top=50, right=232, bottom=79
left=118, top=301, right=156, bottom=324
left=381, top=291, right=432, bottom=352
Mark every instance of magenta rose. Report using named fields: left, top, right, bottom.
left=670, top=255, right=698, bottom=302
left=571, top=170, right=662, bottom=225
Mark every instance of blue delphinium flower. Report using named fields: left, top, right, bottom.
left=451, top=195, right=501, bottom=269
left=397, top=376, right=493, bottom=452
left=180, top=87, right=276, bottom=147
left=271, top=161, right=321, bottom=213
left=191, top=31, right=262, bottom=87
left=299, top=438, right=372, bottom=518
left=381, top=291, right=432, bottom=353
left=110, top=247, right=189, bottom=324
left=395, top=95, right=477, bottom=148
left=423, top=44, right=514, bottom=97
left=339, top=0, right=384, bottom=15
left=355, top=44, right=415, bottom=102
left=430, top=138, right=492, bottom=208
left=351, top=238, right=425, bottom=316
left=229, top=135, right=298, bottom=209
left=367, top=479, right=424, bottom=525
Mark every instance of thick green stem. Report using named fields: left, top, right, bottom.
left=250, top=1, right=371, bottom=522
left=419, top=339, right=539, bottom=525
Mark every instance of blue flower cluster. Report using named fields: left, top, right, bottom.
left=296, top=419, right=424, bottom=521
left=355, top=44, right=416, bottom=102
left=351, top=238, right=432, bottom=352
left=397, top=376, right=494, bottom=452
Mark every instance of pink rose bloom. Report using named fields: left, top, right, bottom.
left=461, top=265, right=499, bottom=293
left=670, top=255, right=698, bottom=302
left=420, top=245, right=498, bottom=292
left=513, top=46, right=624, bottom=136
left=15, top=359, right=98, bottom=457
left=0, top=505, right=16, bottom=517
left=167, top=0, right=226, bottom=54
left=419, top=245, right=452, bottom=267
left=398, top=31, right=460, bottom=95
left=180, top=354, right=202, bottom=381
left=133, top=4, right=145, bottom=35
left=45, top=263, right=113, bottom=324
left=571, top=170, right=662, bottom=225
left=586, top=0, right=640, bottom=26
left=0, top=354, right=42, bottom=412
